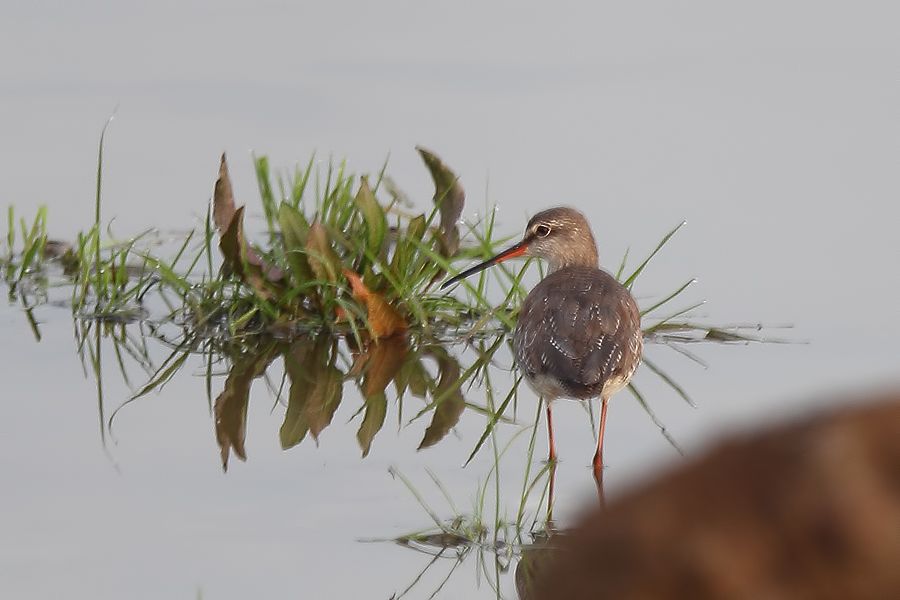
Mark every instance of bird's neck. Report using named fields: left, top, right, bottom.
left=547, top=247, right=600, bottom=273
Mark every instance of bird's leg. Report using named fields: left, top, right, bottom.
left=546, top=401, right=557, bottom=464
left=592, top=396, right=610, bottom=504
left=592, top=395, right=610, bottom=469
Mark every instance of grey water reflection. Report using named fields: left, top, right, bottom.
left=213, top=333, right=473, bottom=469
left=75, top=317, right=509, bottom=470
left=62, top=298, right=775, bottom=599
left=68, top=314, right=583, bottom=597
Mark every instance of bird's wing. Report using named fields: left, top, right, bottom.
left=515, top=269, right=640, bottom=398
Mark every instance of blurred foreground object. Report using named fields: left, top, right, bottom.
left=529, top=391, right=900, bottom=600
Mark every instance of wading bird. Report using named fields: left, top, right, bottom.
left=442, top=207, right=643, bottom=489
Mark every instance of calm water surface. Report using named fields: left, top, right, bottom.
left=2, top=2, right=898, bottom=598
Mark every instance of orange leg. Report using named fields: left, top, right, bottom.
left=546, top=402, right=557, bottom=463
left=592, top=396, right=609, bottom=504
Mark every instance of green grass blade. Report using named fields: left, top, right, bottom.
left=623, top=221, right=685, bottom=289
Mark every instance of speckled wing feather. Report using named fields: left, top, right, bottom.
left=513, top=266, right=642, bottom=400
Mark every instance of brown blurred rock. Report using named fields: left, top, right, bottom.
left=530, top=392, right=900, bottom=600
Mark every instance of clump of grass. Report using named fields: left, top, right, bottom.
left=199, top=147, right=528, bottom=346
left=4, top=131, right=772, bottom=359
left=3, top=205, right=49, bottom=295
left=2, top=141, right=526, bottom=345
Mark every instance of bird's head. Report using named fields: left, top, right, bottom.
left=441, top=206, right=599, bottom=289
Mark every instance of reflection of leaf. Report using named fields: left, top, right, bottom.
left=417, top=147, right=464, bottom=256
left=350, top=336, right=408, bottom=457
left=280, top=336, right=344, bottom=448
left=280, top=338, right=315, bottom=448
left=214, top=344, right=280, bottom=471
left=359, top=335, right=409, bottom=398
left=305, top=340, right=343, bottom=441
left=343, top=268, right=407, bottom=339
left=357, top=393, right=387, bottom=458
left=395, top=357, right=431, bottom=399
left=418, top=348, right=465, bottom=449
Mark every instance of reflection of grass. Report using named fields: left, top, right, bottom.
left=384, top=402, right=553, bottom=600
left=84, top=318, right=521, bottom=467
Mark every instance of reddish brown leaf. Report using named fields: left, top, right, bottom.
left=343, top=268, right=407, bottom=339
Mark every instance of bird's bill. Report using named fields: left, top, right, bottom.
left=441, top=239, right=529, bottom=289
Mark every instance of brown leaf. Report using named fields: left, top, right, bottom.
left=213, top=153, right=237, bottom=233
left=219, top=207, right=278, bottom=298
left=306, top=222, right=342, bottom=283
left=416, top=147, right=465, bottom=256
left=343, top=268, right=408, bottom=339
left=213, top=154, right=284, bottom=285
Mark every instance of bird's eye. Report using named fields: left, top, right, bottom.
left=535, top=224, right=551, bottom=238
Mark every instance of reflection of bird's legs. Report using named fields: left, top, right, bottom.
left=592, top=396, right=609, bottom=506
left=546, top=400, right=557, bottom=463
left=547, top=460, right=558, bottom=525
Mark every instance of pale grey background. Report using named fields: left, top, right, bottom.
left=2, top=1, right=898, bottom=598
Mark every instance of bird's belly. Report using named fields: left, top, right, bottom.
left=522, top=372, right=573, bottom=402
left=520, top=365, right=636, bottom=402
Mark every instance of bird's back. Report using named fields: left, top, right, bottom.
left=513, top=266, right=642, bottom=401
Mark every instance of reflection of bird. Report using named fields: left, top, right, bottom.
left=442, top=207, right=642, bottom=486
left=514, top=527, right=560, bottom=600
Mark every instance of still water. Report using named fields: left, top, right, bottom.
left=2, top=2, right=898, bottom=598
